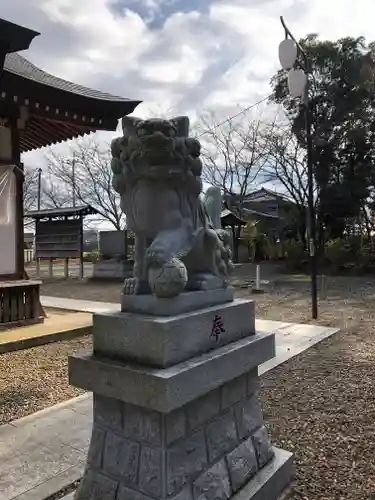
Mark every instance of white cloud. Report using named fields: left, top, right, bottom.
left=32, top=0, right=151, bottom=79
left=1, top=0, right=375, bottom=174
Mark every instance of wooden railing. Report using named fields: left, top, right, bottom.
left=0, top=280, right=43, bottom=329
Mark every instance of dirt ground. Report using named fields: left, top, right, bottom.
left=3, top=271, right=375, bottom=499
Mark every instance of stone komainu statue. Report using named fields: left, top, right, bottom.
left=111, top=115, right=233, bottom=298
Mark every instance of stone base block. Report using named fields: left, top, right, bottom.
left=93, top=298, right=256, bottom=368
left=93, top=260, right=133, bottom=280
left=69, top=331, right=275, bottom=413
left=72, top=371, right=293, bottom=500
left=231, top=447, right=294, bottom=500
left=69, top=290, right=293, bottom=500
left=121, top=287, right=234, bottom=316
left=66, top=448, right=293, bottom=500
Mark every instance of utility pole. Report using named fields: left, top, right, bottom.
left=37, top=167, right=42, bottom=210
left=72, top=153, right=76, bottom=207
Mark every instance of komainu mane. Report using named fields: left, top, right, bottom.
left=111, top=115, right=233, bottom=297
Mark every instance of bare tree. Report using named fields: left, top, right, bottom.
left=41, top=170, right=71, bottom=209
left=195, top=106, right=277, bottom=202
left=23, top=165, right=39, bottom=213
left=44, top=137, right=124, bottom=230
left=260, top=124, right=310, bottom=208
left=195, top=106, right=281, bottom=261
left=23, top=165, right=40, bottom=228
left=259, top=123, right=320, bottom=245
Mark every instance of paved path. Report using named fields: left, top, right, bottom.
left=1, top=297, right=339, bottom=500
left=0, top=312, right=92, bottom=354
left=41, top=295, right=120, bottom=314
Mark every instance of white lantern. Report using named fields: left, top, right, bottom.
left=287, top=68, right=307, bottom=98
left=278, top=38, right=298, bottom=70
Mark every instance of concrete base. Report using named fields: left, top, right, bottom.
left=92, top=260, right=133, bottom=280
left=69, top=299, right=293, bottom=500
left=71, top=376, right=284, bottom=500
left=121, top=287, right=234, bottom=316
left=64, top=448, right=293, bottom=500
left=232, top=447, right=294, bottom=500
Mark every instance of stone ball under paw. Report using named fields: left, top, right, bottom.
left=148, top=258, right=188, bottom=298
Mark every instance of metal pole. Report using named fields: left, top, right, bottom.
left=72, top=154, right=76, bottom=207
left=37, top=167, right=42, bottom=210
left=304, top=82, right=318, bottom=319
left=280, top=15, right=318, bottom=319
left=79, top=215, right=84, bottom=280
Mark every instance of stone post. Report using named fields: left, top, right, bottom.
left=69, top=294, right=294, bottom=500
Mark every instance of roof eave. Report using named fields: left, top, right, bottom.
left=106, top=99, right=142, bottom=122
left=24, top=204, right=98, bottom=219
left=0, top=19, right=39, bottom=54
left=3, top=69, right=142, bottom=112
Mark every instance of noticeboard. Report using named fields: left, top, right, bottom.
left=35, top=219, right=81, bottom=259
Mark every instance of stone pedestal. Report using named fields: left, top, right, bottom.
left=68, top=297, right=294, bottom=500
left=92, top=260, right=133, bottom=280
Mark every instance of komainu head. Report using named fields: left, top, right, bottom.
left=110, top=115, right=203, bottom=197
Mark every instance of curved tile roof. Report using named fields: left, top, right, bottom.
left=1, top=53, right=141, bottom=151
left=4, top=52, right=135, bottom=103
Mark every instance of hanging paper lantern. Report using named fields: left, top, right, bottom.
left=278, top=39, right=297, bottom=70
left=287, top=68, right=307, bottom=98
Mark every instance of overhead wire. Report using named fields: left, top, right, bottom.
left=196, top=94, right=273, bottom=138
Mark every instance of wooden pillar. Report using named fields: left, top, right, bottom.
left=0, top=50, right=6, bottom=83
left=35, top=220, right=40, bottom=278
left=48, top=258, right=53, bottom=278
left=231, top=225, right=239, bottom=263
left=36, top=259, right=40, bottom=278
left=9, top=103, right=24, bottom=278
left=231, top=225, right=236, bottom=248
left=64, top=258, right=69, bottom=279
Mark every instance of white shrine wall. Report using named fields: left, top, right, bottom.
left=0, top=166, right=16, bottom=275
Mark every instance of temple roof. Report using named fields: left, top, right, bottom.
left=1, top=53, right=141, bottom=152
left=4, top=53, right=134, bottom=103
left=25, top=205, right=97, bottom=220
left=0, top=18, right=39, bottom=53
left=221, top=209, right=247, bottom=227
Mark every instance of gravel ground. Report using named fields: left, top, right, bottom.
left=263, top=328, right=375, bottom=499
left=3, top=271, right=375, bottom=499
left=0, top=336, right=90, bottom=424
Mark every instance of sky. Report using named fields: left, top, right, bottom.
left=4, top=0, right=375, bottom=182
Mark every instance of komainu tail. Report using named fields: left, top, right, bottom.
left=203, top=186, right=222, bottom=229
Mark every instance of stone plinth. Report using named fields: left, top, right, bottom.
left=121, top=287, right=235, bottom=316
left=93, top=260, right=133, bottom=280
left=68, top=298, right=294, bottom=500
left=92, top=298, right=255, bottom=367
